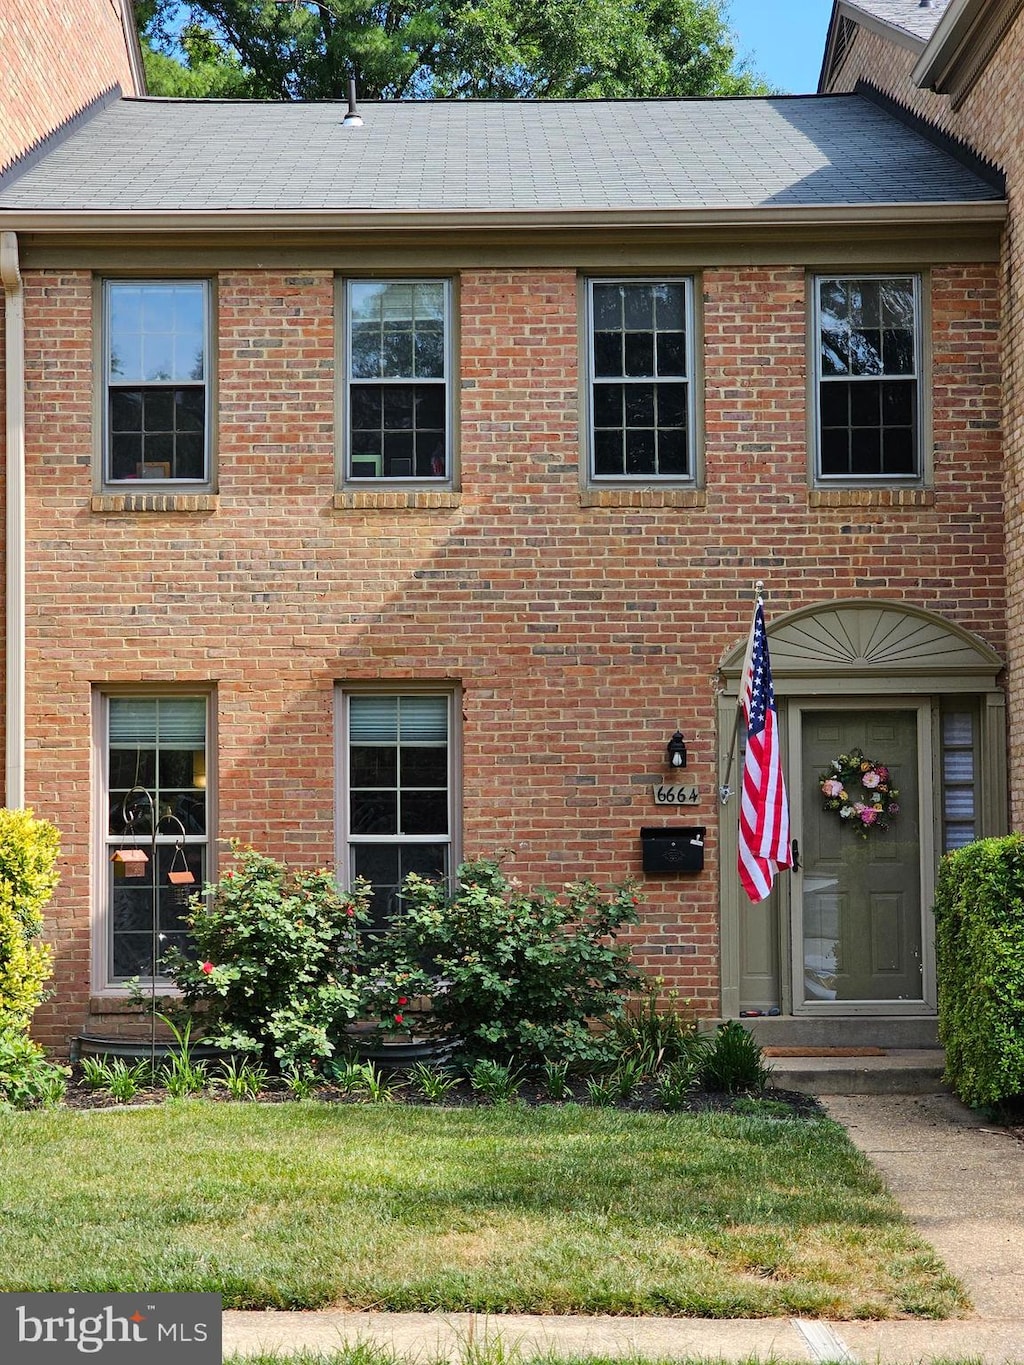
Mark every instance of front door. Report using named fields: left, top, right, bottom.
left=791, top=704, right=932, bottom=1012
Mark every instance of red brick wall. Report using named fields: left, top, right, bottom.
left=17, top=262, right=1004, bottom=1050
left=825, top=12, right=1024, bottom=821
left=0, top=0, right=141, bottom=174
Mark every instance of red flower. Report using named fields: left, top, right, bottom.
left=397, top=996, right=408, bottom=1006
left=346, top=906, right=355, bottom=918
left=393, top=1013, right=404, bottom=1025
left=200, top=961, right=215, bottom=975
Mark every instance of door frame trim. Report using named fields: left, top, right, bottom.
left=788, top=698, right=935, bottom=1016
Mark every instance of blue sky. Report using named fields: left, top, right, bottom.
left=727, top=0, right=836, bottom=94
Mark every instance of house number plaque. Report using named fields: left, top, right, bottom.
left=651, top=784, right=699, bottom=806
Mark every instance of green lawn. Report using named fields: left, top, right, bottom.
left=0, top=1101, right=966, bottom=1319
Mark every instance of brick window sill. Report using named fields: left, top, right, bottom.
left=334, top=490, right=462, bottom=510
left=809, top=488, right=934, bottom=508
left=580, top=488, right=706, bottom=509
left=92, top=493, right=219, bottom=514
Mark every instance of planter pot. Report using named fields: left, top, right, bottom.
left=345, top=1030, right=460, bottom=1068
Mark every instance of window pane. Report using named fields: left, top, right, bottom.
left=658, top=428, right=688, bottom=475
left=402, top=791, right=448, bottom=834
left=593, top=332, right=622, bottom=377
left=401, top=746, right=448, bottom=785
left=625, top=430, right=656, bottom=474
left=592, top=285, right=621, bottom=329
left=594, top=384, right=623, bottom=428
left=653, top=284, right=685, bottom=330
left=622, top=286, right=655, bottom=330
left=656, top=332, right=686, bottom=377
left=109, top=283, right=205, bottom=385
left=351, top=697, right=399, bottom=742
left=850, top=429, right=882, bottom=475
left=350, top=791, right=398, bottom=834
left=594, top=429, right=623, bottom=475
left=351, top=746, right=398, bottom=786
left=623, top=332, right=655, bottom=377
left=624, top=384, right=655, bottom=427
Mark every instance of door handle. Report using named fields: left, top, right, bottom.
left=791, top=838, right=800, bottom=872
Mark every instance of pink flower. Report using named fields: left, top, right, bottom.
left=200, top=960, right=215, bottom=975
left=861, top=771, right=881, bottom=789
left=859, top=808, right=878, bottom=825
left=821, top=779, right=844, bottom=798
left=345, top=906, right=355, bottom=918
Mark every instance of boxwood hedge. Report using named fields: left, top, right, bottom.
left=934, top=834, right=1024, bottom=1108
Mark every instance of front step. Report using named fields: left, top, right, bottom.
left=699, top=1016, right=946, bottom=1095
left=766, top=1048, right=947, bottom=1096
left=704, top=1014, right=940, bottom=1049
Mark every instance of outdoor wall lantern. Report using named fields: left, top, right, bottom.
left=666, top=730, right=688, bottom=769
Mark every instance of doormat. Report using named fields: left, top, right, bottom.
left=763, top=1046, right=887, bottom=1058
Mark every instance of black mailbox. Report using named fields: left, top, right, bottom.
left=640, top=826, right=706, bottom=873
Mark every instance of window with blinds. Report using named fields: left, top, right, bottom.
left=941, top=709, right=978, bottom=852
left=344, top=693, right=452, bottom=928
left=104, top=695, right=209, bottom=983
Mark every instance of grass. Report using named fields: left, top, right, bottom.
left=0, top=1101, right=966, bottom=1319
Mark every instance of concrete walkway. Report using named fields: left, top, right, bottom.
left=223, top=1093, right=1024, bottom=1363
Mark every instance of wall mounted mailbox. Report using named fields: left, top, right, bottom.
left=640, top=826, right=706, bottom=873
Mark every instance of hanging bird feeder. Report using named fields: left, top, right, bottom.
left=167, top=838, right=195, bottom=887
left=111, top=847, right=149, bottom=878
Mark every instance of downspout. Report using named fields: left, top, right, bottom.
left=1, top=231, right=25, bottom=810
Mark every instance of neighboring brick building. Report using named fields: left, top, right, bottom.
left=0, top=1, right=1016, bottom=1051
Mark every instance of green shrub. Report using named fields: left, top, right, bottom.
left=697, top=1020, right=771, bottom=1094
left=934, top=835, right=1024, bottom=1108
left=369, top=858, right=642, bottom=1067
left=608, top=980, right=698, bottom=1072
left=0, top=809, right=61, bottom=1031
left=164, top=842, right=373, bottom=1071
left=0, top=1027, right=69, bottom=1109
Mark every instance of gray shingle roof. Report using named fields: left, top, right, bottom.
left=843, top=0, right=953, bottom=41
left=0, top=92, right=1000, bottom=214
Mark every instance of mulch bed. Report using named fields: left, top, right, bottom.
left=60, top=1064, right=825, bottom=1119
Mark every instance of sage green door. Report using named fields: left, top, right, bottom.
left=794, top=707, right=925, bottom=1007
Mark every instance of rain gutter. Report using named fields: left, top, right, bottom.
left=0, top=231, right=24, bottom=809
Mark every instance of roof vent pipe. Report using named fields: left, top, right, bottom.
left=919, top=0, right=934, bottom=7
left=343, top=76, right=363, bottom=128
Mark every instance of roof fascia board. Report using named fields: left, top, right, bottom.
left=118, top=0, right=148, bottom=95
left=913, top=0, right=1023, bottom=99
left=0, top=203, right=1006, bottom=236
left=819, top=0, right=926, bottom=90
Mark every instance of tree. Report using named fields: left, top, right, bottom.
left=134, top=0, right=769, bottom=102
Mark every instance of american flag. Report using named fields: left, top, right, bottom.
left=738, top=599, right=792, bottom=903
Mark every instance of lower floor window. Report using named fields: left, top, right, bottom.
left=340, top=691, right=455, bottom=927
left=103, top=694, right=209, bottom=982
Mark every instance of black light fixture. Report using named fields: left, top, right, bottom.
left=666, top=730, right=687, bottom=769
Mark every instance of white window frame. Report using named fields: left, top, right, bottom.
left=92, top=689, right=215, bottom=994
left=813, top=273, right=923, bottom=484
left=335, top=687, right=460, bottom=923
left=342, top=278, right=453, bottom=485
left=586, top=277, right=696, bottom=485
left=101, top=278, right=213, bottom=490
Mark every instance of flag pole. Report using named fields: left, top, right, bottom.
left=719, top=580, right=764, bottom=804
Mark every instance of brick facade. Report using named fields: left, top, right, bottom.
left=0, top=0, right=142, bottom=174
left=825, top=7, right=1024, bottom=823
left=15, top=260, right=1003, bottom=1050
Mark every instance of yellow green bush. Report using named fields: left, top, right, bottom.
left=0, top=809, right=61, bottom=1031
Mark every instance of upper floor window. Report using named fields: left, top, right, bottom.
left=104, top=281, right=210, bottom=486
left=815, top=275, right=921, bottom=481
left=345, top=280, right=450, bottom=482
left=588, top=279, right=694, bottom=482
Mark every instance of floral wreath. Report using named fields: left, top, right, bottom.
left=819, top=749, right=900, bottom=839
